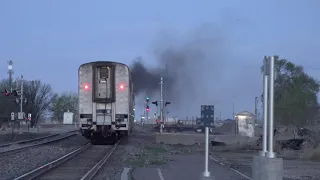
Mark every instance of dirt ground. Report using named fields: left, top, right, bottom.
left=94, top=124, right=320, bottom=180
left=211, top=147, right=320, bottom=180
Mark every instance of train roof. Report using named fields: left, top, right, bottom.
left=79, top=61, right=130, bottom=71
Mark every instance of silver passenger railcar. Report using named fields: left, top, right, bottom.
left=78, top=61, right=134, bottom=144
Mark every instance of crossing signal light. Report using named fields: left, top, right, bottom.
left=84, top=84, right=89, bottom=90
left=146, top=106, right=150, bottom=111
left=119, top=84, right=124, bottom=90
left=12, top=90, right=19, bottom=96
left=2, top=89, right=9, bottom=96
left=146, top=97, right=150, bottom=102
left=152, top=101, right=158, bottom=106
left=165, top=102, right=171, bottom=106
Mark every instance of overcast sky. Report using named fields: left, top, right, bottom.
left=0, top=0, right=319, bottom=119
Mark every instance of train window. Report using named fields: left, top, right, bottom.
left=100, top=67, right=109, bottom=79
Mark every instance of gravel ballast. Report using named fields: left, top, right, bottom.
left=0, top=134, right=88, bottom=180
left=93, top=126, right=203, bottom=180
left=0, top=132, right=52, bottom=145
left=93, top=133, right=159, bottom=180
left=93, top=125, right=320, bottom=180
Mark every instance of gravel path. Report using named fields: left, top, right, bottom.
left=0, top=134, right=88, bottom=180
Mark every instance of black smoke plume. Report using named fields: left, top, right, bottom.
left=130, top=57, right=174, bottom=96
left=130, top=25, right=231, bottom=116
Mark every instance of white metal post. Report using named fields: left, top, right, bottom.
left=203, top=127, right=210, bottom=177
left=260, top=57, right=269, bottom=156
left=267, top=56, right=276, bottom=158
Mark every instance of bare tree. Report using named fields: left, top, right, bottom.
left=23, top=80, right=57, bottom=126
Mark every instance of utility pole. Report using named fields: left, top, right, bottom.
left=17, top=75, right=24, bottom=133
left=7, top=60, right=13, bottom=93
left=159, top=77, right=164, bottom=133
left=7, top=61, right=14, bottom=132
left=232, top=101, right=235, bottom=120
left=145, top=97, right=150, bottom=123
left=20, top=75, right=24, bottom=113
left=255, top=97, right=258, bottom=124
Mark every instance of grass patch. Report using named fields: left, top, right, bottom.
left=127, top=145, right=169, bottom=167
left=149, top=158, right=167, bottom=165
left=130, top=157, right=147, bottom=167
left=144, top=145, right=167, bottom=154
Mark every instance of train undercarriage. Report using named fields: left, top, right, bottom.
left=81, top=125, right=129, bottom=145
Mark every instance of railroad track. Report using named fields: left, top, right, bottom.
left=14, top=140, right=120, bottom=180
left=0, top=130, right=79, bottom=157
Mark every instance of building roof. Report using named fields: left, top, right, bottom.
left=236, top=110, right=254, bottom=116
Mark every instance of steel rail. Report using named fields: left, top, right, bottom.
left=0, top=129, right=78, bottom=148
left=81, top=140, right=120, bottom=180
left=14, top=140, right=120, bottom=180
left=0, top=133, right=60, bottom=148
left=13, top=143, right=91, bottom=180
left=0, top=131, right=78, bottom=157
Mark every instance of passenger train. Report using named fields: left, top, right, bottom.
left=78, top=61, right=134, bottom=144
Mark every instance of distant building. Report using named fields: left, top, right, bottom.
left=235, top=110, right=256, bottom=137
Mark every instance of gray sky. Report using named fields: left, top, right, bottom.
left=1, top=0, right=319, bottom=119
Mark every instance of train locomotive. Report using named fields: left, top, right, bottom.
left=78, top=61, right=134, bottom=144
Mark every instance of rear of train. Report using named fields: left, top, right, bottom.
left=78, top=61, right=135, bottom=144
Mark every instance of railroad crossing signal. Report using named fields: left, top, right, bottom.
left=146, top=106, right=150, bottom=111
left=12, top=90, right=19, bottom=96
left=152, top=101, right=158, bottom=106
left=2, top=89, right=9, bottom=96
left=201, top=105, right=214, bottom=127
left=2, top=89, right=20, bottom=97
left=26, top=113, right=31, bottom=121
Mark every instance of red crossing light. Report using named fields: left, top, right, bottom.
left=84, top=84, right=89, bottom=90
left=2, top=89, right=9, bottom=96
left=119, top=84, right=124, bottom=90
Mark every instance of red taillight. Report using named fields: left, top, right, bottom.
left=84, top=84, right=89, bottom=90
left=119, top=84, right=124, bottom=90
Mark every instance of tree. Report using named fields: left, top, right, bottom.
left=49, top=92, right=78, bottom=123
left=23, top=80, right=57, bottom=126
left=0, top=78, right=57, bottom=126
left=261, top=56, right=320, bottom=126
